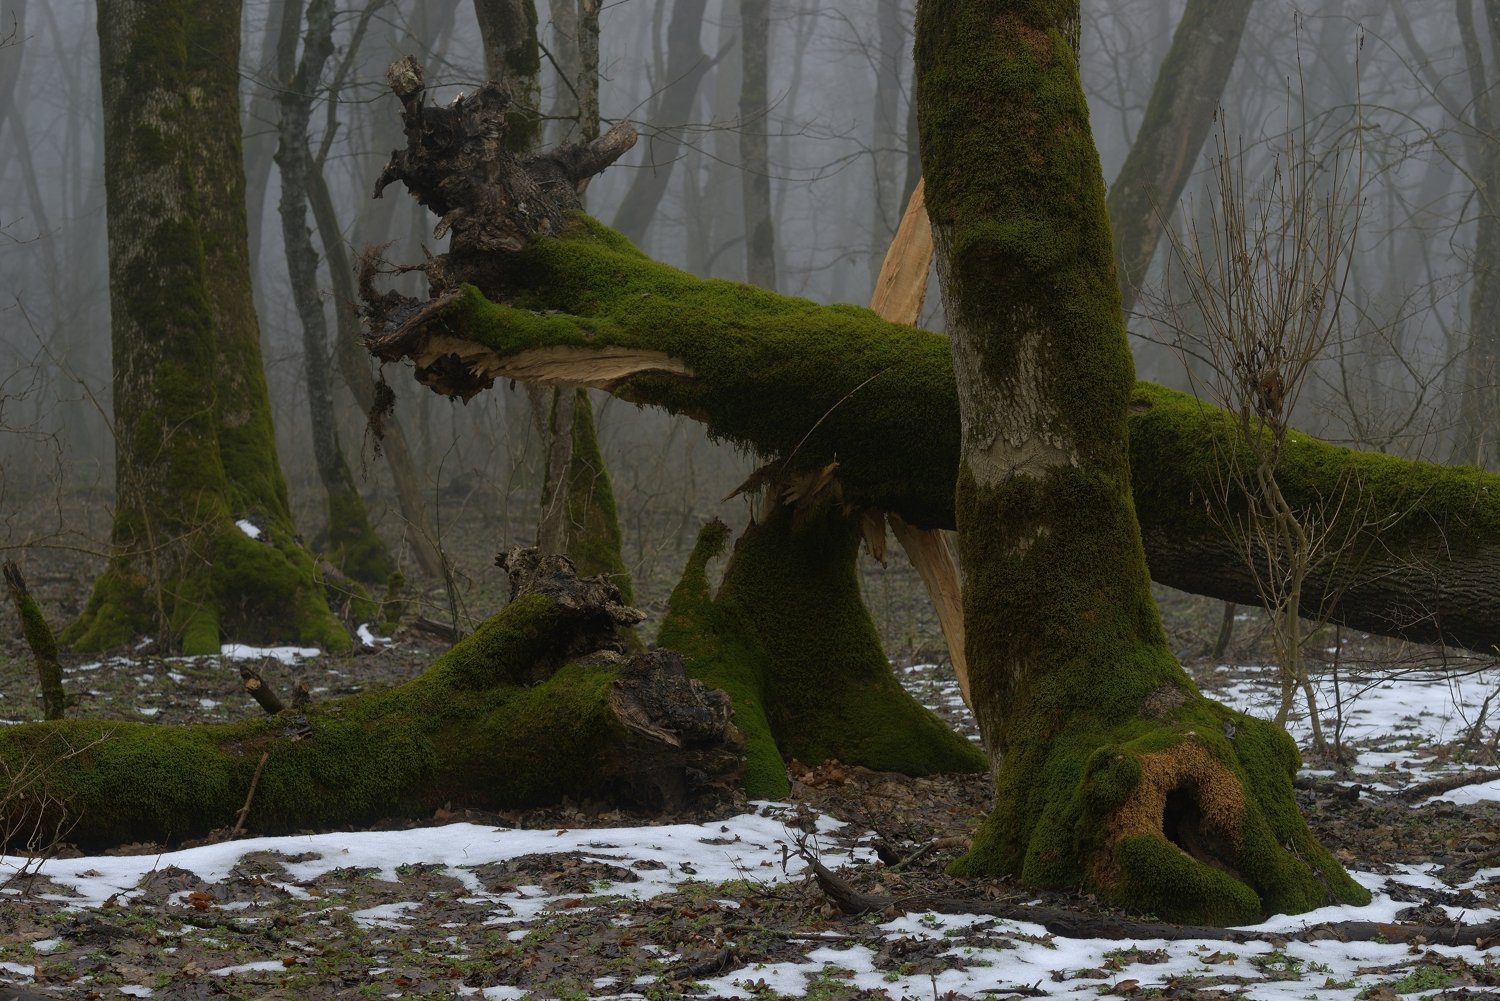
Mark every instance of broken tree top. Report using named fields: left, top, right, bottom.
left=373, top=56, right=637, bottom=256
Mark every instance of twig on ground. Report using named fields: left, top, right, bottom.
left=1394, top=770, right=1500, bottom=802
left=229, top=751, right=271, bottom=840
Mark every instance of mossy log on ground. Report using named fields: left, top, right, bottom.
left=366, top=243, right=1500, bottom=654
left=659, top=506, right=987, bottom=799
left=2, top=557, right=743, bottom=850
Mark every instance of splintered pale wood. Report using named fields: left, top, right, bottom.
left=869, top=177, right=934, bottom=327
left=866, top=178, right=969, bottom=707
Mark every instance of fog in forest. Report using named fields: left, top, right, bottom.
left=0, top=0, right=1491, bottom=631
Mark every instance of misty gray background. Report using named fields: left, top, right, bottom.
left=0, top=1, right=1478, bottom=607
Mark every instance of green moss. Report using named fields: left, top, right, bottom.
left=3, top=584, right=715, bottom=847
left=81, top=0, right=349, bottom=658
left=909, top=0, right=1366, bottom=924
left=658, top=520, right=786, bottom=799
left=658, top=504, right=986, bottom=800
left=1112, top=834, right=1262, bottom=925
left=432, top=226, right=1500, bottom=593
left=324, top=459, right=395, bottom=585
left=562, top=392, right=634, bottom=605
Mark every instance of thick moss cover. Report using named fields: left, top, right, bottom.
left=401, top=219, right=1500, bottom=651
left=659, top=506, right=986, bottom=800
left=913, top=0, right=1366, bottom=923
left=3, top=590, right=705, bottom=848
left=74, top=0, right=348, bottom=655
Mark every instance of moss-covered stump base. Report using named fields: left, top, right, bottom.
left=62, top=515, right=352, bottom=656
left=952, top=694, right=1368, bottom=926
left=659, top=504, right=986, bottom=800
left=5, top=556, right=743, bottom=850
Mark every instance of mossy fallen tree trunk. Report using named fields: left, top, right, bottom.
left=366, top=232, right=1500, bottom=654
left=355, top=58, right=1500, bottom=655
left=1, top=556, right=743, bottom=850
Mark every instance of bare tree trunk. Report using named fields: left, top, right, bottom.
left=578, top=0, right=601, bottom=141
left=274, top=0, right=394, bottom=583
left=1450, top=0, right=1500, bottom=469
left=545, top=0, right=580, bottom=140
left=869, top=0, right=903, bottom=291
left=609, top=0, right=712, bottom=246
left=739, top=0, right=775, bottom=289
left=473, top=0, right=542, bottom=151
left=1106, top=0, right=1256, bottom=319
left=242, top=0, right=287, bottom=282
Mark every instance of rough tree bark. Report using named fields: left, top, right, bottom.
left=67, top=0, right=348, bottom=655
left=473, top=0, right=542, bottom=151
left=275, top=0, right=394, bottom=583
left=1450, top=0, right=1500, bottom=469
left=1106, top=0, right=1255, bottom=318
left=0, top=556, right=743, bottom=848
left=915, top=0, right=1362, bottom=923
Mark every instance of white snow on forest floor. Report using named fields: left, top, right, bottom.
left=3, top=663, right=1500, bottom=998
left=1212, top=662, right=1500, bottom=795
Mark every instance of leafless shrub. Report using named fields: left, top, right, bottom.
left=1160, top=64, right=1367, bottom=755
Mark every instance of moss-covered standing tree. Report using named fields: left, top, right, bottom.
left=916, top=0, right=1365, bottom=922
left=66, top=0, right=349, bottom=655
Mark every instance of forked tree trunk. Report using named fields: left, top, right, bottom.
left=659, top=505, right=985, bottom=799
left=1106, top=0, right=1255, bottom=318
left=915, top=0, right=1362, bottom=923
left=275, top=0, right=394, bottom=584
left=67, top=0, right=348, bottom=655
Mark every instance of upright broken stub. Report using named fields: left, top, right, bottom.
left=954, top=689, right=1370, bottom=926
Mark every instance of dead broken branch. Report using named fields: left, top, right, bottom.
left=795, top=837, right=1500, bottom=947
